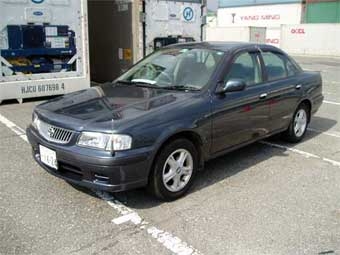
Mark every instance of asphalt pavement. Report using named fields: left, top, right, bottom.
left=0, top=55, right=339, bottom=255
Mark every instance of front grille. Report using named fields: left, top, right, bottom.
left=36, top=119, right=74, bottom=144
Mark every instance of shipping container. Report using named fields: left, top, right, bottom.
left=0, top=0, right=204, bottom=103
left=305, top=0, right=340, bottom=23
left=265, top=27, right=281, bottom=46
left=281, top=23, right=340, bottom=56
left=0, top=0, right=90, bottom=104
left=219, top=0, right=302, bottom=8
left=217, top=2, right=304, bottom=27
left=206, top=26, right=267, bottom=43
left=88, top=0, right=204, bottom=83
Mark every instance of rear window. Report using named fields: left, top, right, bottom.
left=262, top=52, right=287, bottom=81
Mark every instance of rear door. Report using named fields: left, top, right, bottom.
left=259, top=50, right=303, bottom=132
left=211, top=49, right=271, bottom=154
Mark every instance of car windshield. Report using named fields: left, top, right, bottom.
left=115, top=48, right=225, bottom=91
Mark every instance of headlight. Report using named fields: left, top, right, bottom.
left=109, top=134, right=132, bottom=151
left=77, top=132, right=132, bottom=151
left=32, top=113, right=40, bottom=130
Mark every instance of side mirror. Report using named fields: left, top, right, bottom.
left=215, top=79, right=246, bottom=94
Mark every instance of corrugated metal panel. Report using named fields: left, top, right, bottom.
left=219, top=0, right=302, bottom=8
left=305, top=1, right=340, bottom=23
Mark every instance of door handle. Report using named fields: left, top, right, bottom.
left=259, top=93, right=268, bottom=99
left=295, top=84, right=302, bottom=90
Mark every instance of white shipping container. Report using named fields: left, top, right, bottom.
left=280, top=24, right=340, bottom=56
left=0, top=0, right=90, bottom=104
left=217, top=3, right=303, bottom=27
left=145, top=0, right=202, bottom=55
left=88, top=0, right=203, bottom=83
left=206, top=26, right=266, bottom=44
left=266, top=27, right=281, bottom=46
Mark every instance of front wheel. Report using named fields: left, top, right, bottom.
left=148, top=139, right=198, bottom=201
left=282, top=103, right=310, bottom=143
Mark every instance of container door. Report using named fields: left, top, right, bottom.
left=250, top=27, right=267, bottom=44
left=88, top=1, right=134, bottom=82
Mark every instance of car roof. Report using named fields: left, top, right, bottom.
left=165, top=41, right=282, bottom=53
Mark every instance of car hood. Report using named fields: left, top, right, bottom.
left=35, top=83, right=193, bottom=132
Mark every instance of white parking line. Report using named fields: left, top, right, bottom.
left=261, top=141, right=340, bottom=169
left=324, top=100, right=340, bottom=106
left=324, top=81, right=340, bottom=84
left=97, top=191, right=201, bottom=255
left=308, top=128, right=340, bottom=139
left=323, top=92, right=335, bottom=95
left=0, top=113, right=202, bottom=255
left=0, top=114, right=28, bottom=142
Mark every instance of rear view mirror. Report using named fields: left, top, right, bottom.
left=215, top=79, right=246, bottom=94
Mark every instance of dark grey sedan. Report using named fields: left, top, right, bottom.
left=27, top=42, right=323, bottom=200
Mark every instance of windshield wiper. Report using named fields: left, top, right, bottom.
left=163, top=85, right=200, bottom=91
left=116, top=80, right=133, bottom=85
left=131, top=79, right=156, bottom=85
left=116, top=81, right=199, bottom=91
left=116, top=80, right=159, bottom=88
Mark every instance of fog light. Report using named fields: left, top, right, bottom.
left=94, top=174, right=109, bottom=184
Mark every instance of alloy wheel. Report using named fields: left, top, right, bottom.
left=294, top=109, right=307, bottom=137
left=162, top=149, right=193, bottom=193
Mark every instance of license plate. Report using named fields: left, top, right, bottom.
left=39, top=145, right=58, bottom=170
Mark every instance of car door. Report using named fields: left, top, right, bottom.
left=259, top=50, right=304, bottom=132
left=211, top=49, right=271, bottom=155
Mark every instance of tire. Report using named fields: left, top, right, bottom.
left=282, top=103, right=310, bottom=143
left=148, top=138, right=198, bottom=201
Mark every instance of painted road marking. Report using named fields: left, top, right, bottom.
left=97, top=191, right=201, bottom=255
left=261, top=141, right=340, bottom=169
left=0, top=114, right=28, bottom=142
left=112, top=212, right=143, bottom=225
left=308, top=128, right=340, bottom=139
left=324, top=100, right=340, bottom=106
left=324, top=81, right=340, bottom=84
left=0, top=113, right=202, bottom=255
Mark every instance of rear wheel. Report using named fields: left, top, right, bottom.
left=282, top=103, right=310, bottom=143
left=148, top=139, right=198, bottom=201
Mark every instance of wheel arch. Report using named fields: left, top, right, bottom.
left=147, top=130, right=206, bottom=184
left=298, top=99, right=312, bottom=123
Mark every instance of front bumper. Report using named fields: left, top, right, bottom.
left=27, top=126, right=153, bottom=192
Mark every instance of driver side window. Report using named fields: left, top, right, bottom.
left=225, top=52, right=262, bottom=86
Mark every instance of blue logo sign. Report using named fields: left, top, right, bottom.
left=33, top=11, right=43, bottom=16
left=32, top=0, right=44, bottom=3
left=183, top=7, right=194, bottom=22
